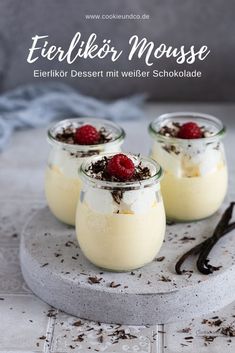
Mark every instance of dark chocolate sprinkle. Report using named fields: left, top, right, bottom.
left=55, top=125, right=112, bottom=146
left=88, top=276, right=102, bottom=284
left=109, top=281, right=121, bottom=288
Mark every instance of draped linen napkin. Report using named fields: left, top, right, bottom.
left=0, top=82, right=146, bottom=150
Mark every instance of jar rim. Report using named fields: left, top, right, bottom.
left=47, top=117, right=125, bottom=151
left=79, top=153, right=163, bottom=190
left=149, top=112, right=226, bottom=144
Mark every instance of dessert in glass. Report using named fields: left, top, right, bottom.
left=45, top=118, right=125, bottom=226
left=76, top=153, right=166, bottom=271
left=149, top=112, right=228, bottom=222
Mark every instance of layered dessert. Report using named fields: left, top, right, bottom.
left=76, top=153, right=166, bottom=271
left=45, top=118, right=125, bottom=225
left=149, top=112, right=228, bottom=221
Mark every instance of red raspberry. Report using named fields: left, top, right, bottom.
left=74, top=124, right=100, bottom=145
left=178, top=122, right=202, bottom=139
left=107, top=154, right=135, bottom=181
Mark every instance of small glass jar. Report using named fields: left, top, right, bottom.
left=76, top=153, right=166, bottom=272
left=45, top=118, right=125, bottom=226
left=149, top=112, right=228, bottom=222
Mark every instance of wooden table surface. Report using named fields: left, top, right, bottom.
left=0, top=103, right=235, bottom=352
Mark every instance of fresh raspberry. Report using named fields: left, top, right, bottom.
left=74, top=124, right=100, bottom=145
left=107, top=154, right=135, bottom=181
left=178, top=122, right=202, bottom=139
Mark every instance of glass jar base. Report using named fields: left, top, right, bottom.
left=166, top=211, right=219, bottom=224
left=83, top=255, right=155, bottom=273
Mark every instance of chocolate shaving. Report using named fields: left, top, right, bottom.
left=55, top=125, right=112, bottom=145
left=87, top=156, right=151, bottom=184
left=175, top=202, right=235, bottom=275
left=99, top=127, right=113, bottom=144
left=208, top=319, right=223, bottom=327
left=133, top=162, right=151, bottom=181
left=87, top=156, right=108, bottom=176
left=159, top=275, right=171, bottom=282
left=54, top=253, right=62, bottom=257
left=204, top=335, right=216, bottom=342
left=155, top=256, right=165, bottom=262
left=163, top=144, right=180, bottom=155
left=56, top=126, right=74, bottom=144
left=202, top=316, right=223, bottom=326
left=178, top=327, right=191, bottom=333
left=73, top=334, right=84, bottom=342
left=221, top=326, right=235, bottom=337
left=180, top=236, right=196, bottom=242
left=98, top=335, right=104, bottom=343
left=72, top=320, right=82, bottom=327
left=109, top=281, right=121, bottom=288
left=108, top=329, right=137, bottom=340
left=158, top=122, right=180, bottom=137
left=69, top=150, right=100, bottom=158
left=65, top=240, right=76, bottom=247
left=158, top=121, right=211, bottom=139
left=88, top=276, right=102, bottom=284
left=111, top=190, right=123, bottom=204
left=47, top=309, right=57, bottom=318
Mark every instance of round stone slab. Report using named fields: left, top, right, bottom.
left=20, top=206, right=235, bottom=325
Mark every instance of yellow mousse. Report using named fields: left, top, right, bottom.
left=76, top=201, right=166, bottom=271
left=161, top=165, right=228, bottom=221
left=45, top=165, right=81, bottom=226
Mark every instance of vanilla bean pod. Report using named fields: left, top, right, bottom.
left=175, top=202, right=235, bottom=275
left=175, top=240, right=206, bottom=274
left=175, top=223, right=235, bottom=274
left=197, top=202, right=235, bottom=274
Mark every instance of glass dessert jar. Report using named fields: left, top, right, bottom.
left=45, top=118, right=125, bottom=226
left=76, top=153, right=166, bottom=271
left=149, top=112, right=228, bottom=222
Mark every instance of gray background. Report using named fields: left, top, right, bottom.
left=0, top=0, right=234, bottom=101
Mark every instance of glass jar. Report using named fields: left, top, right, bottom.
left=45, top=118, right=125, bottom=226
left=76, top=153, right=165, bottom=272
left=149, top=112, right=228, bottom=222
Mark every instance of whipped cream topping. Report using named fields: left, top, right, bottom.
left=48, top=119, right=125, bottom=178
left=49, top=149, right=85, bottom=178
left=49, top=143, right=122, bottom=179
left=49, top=118, right=125, bottom=147
left=83, top=183, right=160, bottom=215
left=85, top=154, right=155, bottom=181
left=54, top=124, right=113, bottom=145
left=158, top=120, right=216, bottom=139
left=82, top=154, right=161, bottom=214
left=152, top=140, right=223, bottom=177
left=151, top=120, right=223, bottom=177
